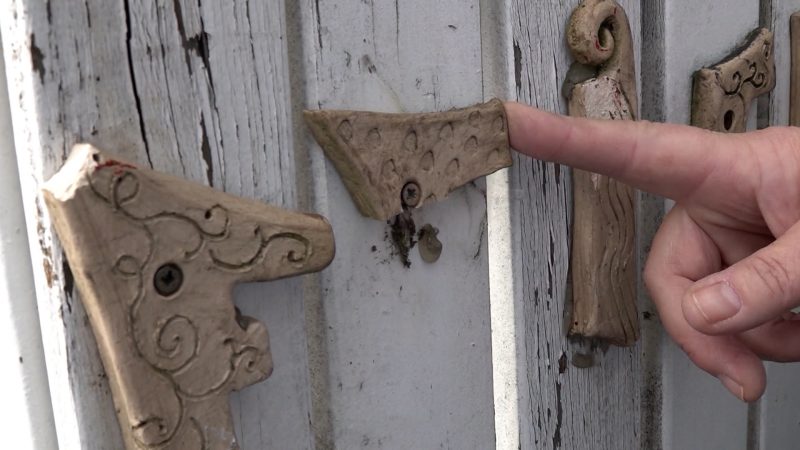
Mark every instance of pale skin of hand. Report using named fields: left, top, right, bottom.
left=505, top=101, right=800, bottom=402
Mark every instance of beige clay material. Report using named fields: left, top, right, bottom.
left=564, top=0, right=639, bottom=347
left=304, top=99, right=512, bottom=221
left=43, top=145, right=335, bottom=450
left=692, top=28, right=775, bottom=132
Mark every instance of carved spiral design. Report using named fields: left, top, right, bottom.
left=211, top=231, right=312, bottom=271
left=154, top=315, right=199, bottom=371
left=722, top=63, right=769, bottom=96
left=565, top=0, right=637, bottom=118
left=87, top=162, right=301, bottom=447
left=566, top=0, right=624, bottom=66
left=132, top=415, right=174, bottom=447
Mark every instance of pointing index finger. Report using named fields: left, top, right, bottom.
left=504, top=101, right=744, bottom=200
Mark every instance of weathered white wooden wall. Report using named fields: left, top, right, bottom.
left=760, top=2, right=800, bottom=449
left=6, top=0, right=800, bottom=449
left=506, top=1, right=648, bottom=449
left=1, top=0, right=496, bottom=448
left=0, top=33, right=58, bottom=449
left=292, top=1, right=496, bottom=448
left=1, top=0, right=311, bottom=448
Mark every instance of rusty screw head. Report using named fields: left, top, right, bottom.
left=401, top=181, right=421, bottom=208
left=154, top=263, right=183, bottom=296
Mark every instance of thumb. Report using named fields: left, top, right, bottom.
left=683, top=223, right=800, bottom=335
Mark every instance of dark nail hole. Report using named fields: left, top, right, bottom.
left=154, top=263, right=183, bottom=296
left=724, top=110, right=735, bottom=131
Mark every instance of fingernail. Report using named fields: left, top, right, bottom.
left=692, top=282, right=741, bottom=324
left=718, top=375, right=745, bottom=401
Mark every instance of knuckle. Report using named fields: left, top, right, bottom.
left=746, top=253, right=793, bottom=306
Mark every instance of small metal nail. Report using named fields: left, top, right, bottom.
left=401, top=181, right=421, bottom=208
left=154, top=263, right=183, bottom=296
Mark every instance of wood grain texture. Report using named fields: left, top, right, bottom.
left=790, top=12, right=800, bottom=126
left=509, top=0, right=642, bottom=448
left=294, top=0, right=496, bottom=448
left=304, top=99, right=511, bottom=221
left=478, top=2, right=525, bottom=448
left=43, top=145, right=334, bottom=450
left=564, top=0, right=638, bottom=347
left=0, top=31, right=58, bottom=449
left=1, top=1, right=313, bottom=448
left=656, top=1, right=758, bottom=449
left=639, top=4, right=667, bottom=448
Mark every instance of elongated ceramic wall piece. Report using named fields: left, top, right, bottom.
left=304, top=99, right=512, bottom=221
left=791, top=14, right=800, bottom=126
left=563, top=0, right=639, bottom=347
left=43, top=145, right=335, bottom=450
left=692, top=28, right=775, bottom=132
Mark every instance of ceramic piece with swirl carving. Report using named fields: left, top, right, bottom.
left=692, top=28, right=775, bottom=133
left=563, top=0, right=639, bottom=347
left=43, top=144, right=335, bottom=450
left=303, top=99, right=512, bottom=221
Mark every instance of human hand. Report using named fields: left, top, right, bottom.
left=505, top=101, right=800, bottom=402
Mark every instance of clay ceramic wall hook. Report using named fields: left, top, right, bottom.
left=565, top=0, right=637, bottom=118
left=692, top=28, right=775, bottom=132
left=43, top=144, right=335, bottom=450
left=562, top=0, right=638, bottom=347
left=303, top=99, right=512, bottom=221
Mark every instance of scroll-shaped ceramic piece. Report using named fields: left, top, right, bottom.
left=304, top=99, right=512, bottom=221
left=563, top=0, right=638, bottom=347
left=692, top=28, right=775, bottom=132
left=43, top=145, right=335, bottom=450
left=791, top=14, right=800, bottom=126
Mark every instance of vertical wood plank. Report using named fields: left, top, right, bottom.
left=509, top=1, right=642, bottom=449
left=640, top=5, right=668, bottom=447
left=479, top=1, right=526, bottom=448
left=1, top=0, right=312, bottom=447
left=759, top=2, right=800, bottom=449
left=0, top=32, right=58, bottom=449
left=649, top=1, right=759, bottom=449
left=294, top=1, right=496, bottom=448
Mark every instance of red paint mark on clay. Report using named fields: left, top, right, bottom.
left=95, top=159, right=137, bottom=175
